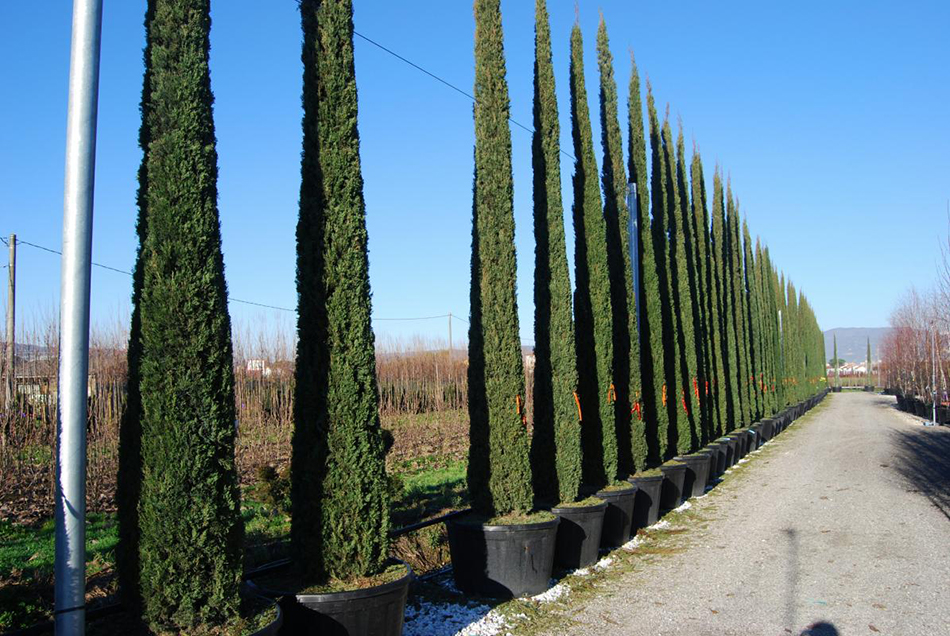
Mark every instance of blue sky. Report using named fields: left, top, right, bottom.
left=1, top=1, right=948, bottom=348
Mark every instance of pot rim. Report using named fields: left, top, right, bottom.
left=247, top=559, right=413, bottom=604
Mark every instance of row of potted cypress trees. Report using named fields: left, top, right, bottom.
left=109, top=0, right=827, bottom=633
left=447, top=0, right=828, bottom=602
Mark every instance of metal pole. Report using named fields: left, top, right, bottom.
left=626, top=182, right=640, bottom=339
left=55, top=1, right=102, bottom=633
left=932, top=325, right=937, bottom=426
left=5, top=234, right=14, bottom=407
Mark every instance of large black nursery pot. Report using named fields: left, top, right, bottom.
left=914, top=399, right=929, bottom=418
left=240, top=590, right=283, bottom=636
left=659, top=462, right=687, bottom=511
left=250, top=562, right=411, bottom=636
left=725, top=434, right=742, bottom=464
left=748, top=422, right=763, bottom=451
left=896, top=395, right=906, bottom=411
left=714, top=437, right=733, bottom=472
left=672, top=453, right=712, bottom=499
left=628, top=474, right=664, bottom=530
left=702, top=444, right=722, bottom=483
left=550, top=499, right=608, bottom=569
left=447, top=514, right=558, bottom=598
left=734, top=429, right=753, bottom=458
left=596, top=483, right=638, bottom=548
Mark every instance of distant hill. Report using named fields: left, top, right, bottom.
left=823, top=328, right=891, bottom=363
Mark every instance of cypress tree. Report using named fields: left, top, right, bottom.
left=292, top=0, right=390, bottom=583
left=726, top=188, right=749, bottom=426
left=597, top=17, right=636, bottom=477
left=626, top=57, right=661, bottom=468
left=692, top=151, right=725, bottom=439
left=570, top=23, right=618, bottom=486
left=683, top=142, right=710, bottom=445
left=647, top=92, right=678, bottom=458
left=712, top=171, right=738, bottom=430
left=466, top=0, right=533, bottom=516
left=665, top=122, right=697, bottom=453
left=742, top=220, right=762, bottom=419
left=116, top=0, right=155, bottom=607
left=671, top=126, right=699, bottom=452
left=530, top=0, right=581, bottom=505
left=131, top=0, right=243, bottom=626
left=754, top=239, right=776, bottom=416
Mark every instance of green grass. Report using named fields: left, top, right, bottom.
left=0, top=513, right=117, bottom=581
left=391, top=459, right=467, bottom=528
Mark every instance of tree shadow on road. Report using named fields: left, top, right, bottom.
left=890, top=426, right=950, bottom=522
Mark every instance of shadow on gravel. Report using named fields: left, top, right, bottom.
left=800, top=622, right=840, bottom=636
left=890, top=426, right=950, bottom=522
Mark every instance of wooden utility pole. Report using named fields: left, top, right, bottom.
left=4, top=234, right=14, bottom=407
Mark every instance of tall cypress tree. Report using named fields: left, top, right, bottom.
left=742, top=220, right=761, bottom=420
left=571, top=23, right=618, bottom=486
left=116, top=1, right=155, bottom=608
left=466, top=0, right=533, bottom=517
left=627, top=57, right=660, bottom=467
left=647, top=93, right=678, bottom=458
left=597, top=17, right=636, bottom=477
left=662, top=121, right=697, bottom=453
left=671, top=125, right=699, bottom=452
left=292, top=0, right=390, bottom=583
left=692, top=151, right=724, bottom=439
left=713, top=171, right=738, bottom=430
left=726, top=187, right=749, bottom=426
left=131, top=0, right=243, bottom=626
left=683, top=142, right=710, bottom=445
left=530, top=0, right=581, bottom=505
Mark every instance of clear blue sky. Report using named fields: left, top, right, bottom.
left=2, top=1, right=948, bottom=348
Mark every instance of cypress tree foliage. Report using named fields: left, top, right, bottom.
left=626, top=57, right=661, bottom=468
left=666, top=122, right=698, bottom=454
left=646, top=92, right=678, bottom=457
left=712, top=172, right=738, bottom=431
left=778, top=272, right=788, bottom=407
left=131, top=0, right=243, bottom=626
left=116, top=1, right=155, bottom=607
left=742, top=221, right=762, bottom=420
left=597, top=17, right=636, bottom=477
left=754, top=239, right=776, bottom=416
left=465, top=0, right=533, bottom=516
left=293, top=0, right=390, bottom=583
left=692, top=151, right=725, bottom=439
left=683, top=144, right=710, bottom=445
left=570, top=23, right=618, bottom=486
left=530, top=0, right=581, bottom=505
left=726, top=188, right=750, bottom=426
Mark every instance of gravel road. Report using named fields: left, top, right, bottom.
left=544, top=392, right=950, bottom=636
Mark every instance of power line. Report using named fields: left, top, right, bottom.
left=353, top=30, right=575, bottom=162
left=8, top=234, right=466, bottom=323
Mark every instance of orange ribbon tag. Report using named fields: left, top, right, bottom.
left=693, top=377, right=700, bottom=399
left=662, top=384, right=668, bottom=407
left=681, top=389, right=689, bottom=415
left=515, top=395, right=527, bottom=427
left=573, top=391, right=583, bottom=421
left=607, top=383, right=617, bottom=404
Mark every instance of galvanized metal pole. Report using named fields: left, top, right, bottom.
left=932, top=325, right=937, bottom=426
left=626, top=183, right=640, bottom=339
left=55, top=1, right=102, bottom=633
left=4, top=234, right=14, bottom=407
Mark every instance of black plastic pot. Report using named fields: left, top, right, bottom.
left=659, top=463, right=687, bottom=511
left=915, top=400, right=929, bottom=418
left=748, top=423, right=762, bottom=451
left=725, top=435, right=741, bottom=464
left=628, top=474, right=664, bottom=530
left=550, top=500, right=607, bottom=569
left=714, top=438, right=732, bottom=472
left=732, top=430, right=750, bottom=458
left=702, top=445, right=722, bottom=483
left=673, top=453, right=711, bottom=499
left=250, top=562, right=411, bottom=636
left=447, top=515, right=558, bottom=598
left=596, top=484, right=638, bottom=547
left=758, top=419, right=773, bottom=444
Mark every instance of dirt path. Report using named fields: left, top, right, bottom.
left=544, top=392, right=950, bottom=636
